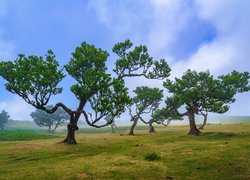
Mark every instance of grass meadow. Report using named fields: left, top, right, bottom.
left=0, top=123, right=249, bottom=179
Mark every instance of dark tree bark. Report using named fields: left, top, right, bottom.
left=187, top=108, right=201, bottom=135
left=62, top=115, right=79, bottom=144
left=128, top=118, right=138, bottom=135
left=199, top=112, right=208, bottom=130
left=148, top=120, right=155, bottom=133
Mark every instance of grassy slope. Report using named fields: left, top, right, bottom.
left=0, top=124, right=249, bottom=180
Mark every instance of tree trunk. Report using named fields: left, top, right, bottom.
left=128, top=118, right=138, bottom=135
left=111, top=125, right=115, bottom=133
left=62, top=115, right=79, bottom=144
left=187, top=108, right=201, bottom=135
left=48, top=125, right=51, bottom=133
left=51, top=123, right=59, bottom=133
left=149, top=120, right=155, bottom=133
left=199, top=112, right=208, bottom=130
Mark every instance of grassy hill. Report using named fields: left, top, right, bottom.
left=5, top=120, right=45, bottom=131
left=0, top=123, right=249, bottom=179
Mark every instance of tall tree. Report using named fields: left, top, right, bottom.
left=30, top=105, right=69, bottom=133
left=163, top=70, right=250, bottom=135
left=127, top=86, right=164, bottom=135
left=0, top=40, right=170, bottom=144
left=0, top=110, right=10, bottom=129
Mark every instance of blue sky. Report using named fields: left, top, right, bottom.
left=0, top=0, right=250, bottom=120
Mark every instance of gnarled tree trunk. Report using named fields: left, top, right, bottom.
left=149, top=120, right=155, bottom=133
left=128, top=118, right=138, bottom=135
left=62, top=115, right=79, bottom=144
left=187, top=108, right=201, bottom=135
left=199, top=112, right=208, bottom=130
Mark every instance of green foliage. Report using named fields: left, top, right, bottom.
left=88, top=79, right=131, bottom=123
left=144, top=152, right=161, bottom=161
left=65, top=42, right=110, bottom=99
left=0, top=110, right=10, bottom=129
left=30, top=105, right=69, bottom=132
left=219, top=71, right=250, bottom=92
left=113, top=40, right=170, bottom=79
left=133, top=86, right=163, bottom=112
left=0, top=51, right=65, bottom=108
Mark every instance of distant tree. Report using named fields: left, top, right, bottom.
left=30, top=105, right=69, bottom=133
left=0, top=40, right=170, bottom=144
left=104, top=114, right=118, bottom=133
left=127, top=86, right=164, bottom=135
left=163, top=70, right=250, bottom=135
left=0, top=110, right=10, bottom=129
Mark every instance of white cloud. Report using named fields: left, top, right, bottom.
left=147, top=0, right=194, bottom=58
left=175, top=0, right=250, bottom=75
left=0, top=96, right=35, bottom=120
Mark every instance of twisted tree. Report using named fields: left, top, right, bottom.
left=127, top=86, right=164, bottom=135
left=163, top=70, right=250, bottom=135
left=198, top=70, right=250, bottom=129
left=0, top=40, right=170, bottom=144
left=31, top=105, right=69, bottom=133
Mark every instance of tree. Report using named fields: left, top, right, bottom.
left=0, top=40, right=170, bottom=144
left=127, top=86, right=164, bottom=135
left=198, top=70, right=250, bottom=129
left=30, top=105, right=69, bottom=132
left=163, top=70, right=250, bottom=135
left=0, top=110, right=10, bottom=129
left=104, top=114, right=118, bottom=133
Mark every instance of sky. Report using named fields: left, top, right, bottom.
left=0, top=0, right=250, bottom=121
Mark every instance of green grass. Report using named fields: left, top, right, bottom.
left=0, top=123, right=249, bottom=179
left=0, top=130, right=59, bottom=141
left=144, top=152, right=161, bottom=161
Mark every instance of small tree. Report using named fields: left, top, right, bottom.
left=0, top=110, right=10, bottom=129
left=30, top=105, right=69, bottom=132
left=127, top=86, right=164, bottom=135
left=198, top=70, right=250, bottom=129
left=163, top=70, right=250, bottom=135
left=0, top=40, right=170, bottom=144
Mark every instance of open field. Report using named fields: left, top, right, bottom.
left=0, top=123, right=249, bottom=180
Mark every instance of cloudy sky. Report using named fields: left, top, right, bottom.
left=0, top=0, right=249, bottom=120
